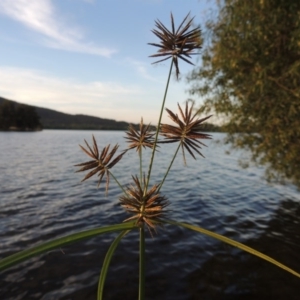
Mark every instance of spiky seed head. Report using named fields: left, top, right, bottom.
left=160, top=102, right=212, bottom=164
left=75, top=135, right=125, bottom=194
left=125, top=118, right=155, bottom=154
left=148, top=12, right=202, bottom=78
left=120, top=175, right=169, bottom=233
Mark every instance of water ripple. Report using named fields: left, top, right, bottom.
left=0, top=131, right=299, bottom=299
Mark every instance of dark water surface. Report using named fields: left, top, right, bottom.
left=0, top=130, right=299, bottom=299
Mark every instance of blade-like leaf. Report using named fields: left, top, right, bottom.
left=97, top=230, right=131, bottom=300
left=0, top=222, right=137, bottom=272
left=163, top=219, right=300, bottom=278
left=139, top=226, right=145, bottom=300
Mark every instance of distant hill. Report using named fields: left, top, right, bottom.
left=0, top=97, right=134, bottom=130
left=0, top=96, right=222, bottom=131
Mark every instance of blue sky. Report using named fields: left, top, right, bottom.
left=0, top=0, right=216, bottom=124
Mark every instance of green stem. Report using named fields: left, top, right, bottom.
left=158, top=143, right=181, bottom=192
left=110, top=171, right=127, bottom=196
left=139, top=226, right=145, bottom=300
left=139, top=149, right=143, bottom=183
left=145, top=61, right=173, bottom=193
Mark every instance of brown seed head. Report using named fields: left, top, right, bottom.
left=75, top=135, right=125, bottom=194
left=148, top=12, right=202, bottom=78
left=160, top=102, right=212, bottom=164
left=125, top=118, right=155, bottom=154
left=120, top=175, right=169, bottom=232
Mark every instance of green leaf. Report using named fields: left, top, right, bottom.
left=97, top=230, right=131, bottom=300
left=139, top=226, right=145, bottom=300
left=163, top=219, right=300, bottom=278
left=0, top=222, right=137, bottom=272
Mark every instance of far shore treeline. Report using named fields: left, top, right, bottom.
left=0, top=97, right=222, bottom=132
left=0, top=98, right=41, bottom=131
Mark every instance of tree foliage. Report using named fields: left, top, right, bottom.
left=188, top=0, right=300, bottom=186
left=0, top=100, right=41, bottom=130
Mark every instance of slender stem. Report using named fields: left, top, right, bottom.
left=138, top=225, right=145, bottom=300
left=158, top=142, right=181, bottom=192
left=139, top=149, right=143, bottom=183
left=109, top=171, right=127, bottom=196
left=145, top=61, right=173, bottom=194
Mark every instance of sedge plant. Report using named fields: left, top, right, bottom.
left=1, top=12, right=300, bottom=300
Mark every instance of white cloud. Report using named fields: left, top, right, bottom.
left=126, top=58, right=162, bottom=83
left=0, top=0, right=116, bottom=57
left=0, top=67, right=146, bottom=122
left=0, top=66, right=198, bottom=124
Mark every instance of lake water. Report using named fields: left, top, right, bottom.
left=0, top=130, right=300, bottom=300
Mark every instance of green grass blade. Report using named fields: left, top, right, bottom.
left=97, top=230, right=131, bottom=300
left=163, top=219, right=300, bottom=278
left=139, top=226, right=145, bottom=300
left=0, top=222, right=137, bottom=272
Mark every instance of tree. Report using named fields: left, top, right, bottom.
left=0, top=100, right=16, bottom=130
left=0, top=100, right=42, bottom=130
left=16, top=104, right=41, bottom=130
left=188, top=0, right=300, bottom=186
